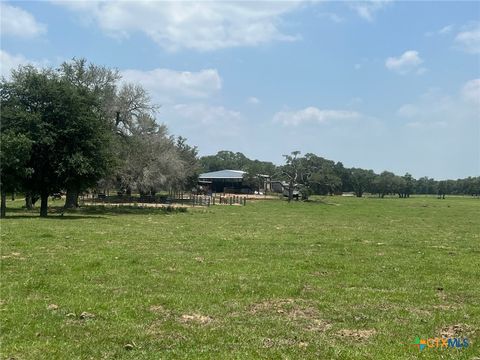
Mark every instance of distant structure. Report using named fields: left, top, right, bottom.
left=271, top=180, right=300, bottom=198
left=198, top=170, right=272, bottom=194
left=198, top=170, right=247, bottom=193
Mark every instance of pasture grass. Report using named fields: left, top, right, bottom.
left=1, top=196, right=479, bottom=359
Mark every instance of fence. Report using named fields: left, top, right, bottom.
left=80, top=193, right=247, bottom=207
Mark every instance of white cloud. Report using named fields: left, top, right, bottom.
left=455, top=23, right=480, bottom=54
left=438, top=24, right=454, bottom=35
left=247, top=96, right=260, bottom=105
left=462, top=79, right=480, bottom=104
left=0, top=50, right=49, bottom=78
left=425, top=24, right=454, bottom=37
left=273, top=107, right=361, bottom=126
left=120, top=68, right=222, bottom=104
left=349, top=0, right=392, bottom=22
left=167, top=103, right=241, bottom=126
left=397, top=85, right=479, bottom=129
left=54, top=1, right=301, bottom=51
left=0, top=2, right=46, bottom=38
left=317, top=12, right=344, bottom=23
left=157, top=102, right=248, bottom=154
left=397, top=104, right=418, bottom=118
left=385, top=50, right=423, bottom=74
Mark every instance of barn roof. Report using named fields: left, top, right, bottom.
left=198, top=169, right=246, bottom=179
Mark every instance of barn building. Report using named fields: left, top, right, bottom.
left=198, top=170, right=247, bottom=193
left=198, top=170, right=272, bottom=194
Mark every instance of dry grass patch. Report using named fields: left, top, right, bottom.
left=439, top=324, right=475, bottom=338
left=336, top=329, right=377, bottom=341
left=149, top=305, right=169, bottom=315
left=262, top=337, right=309, bottom=349
left=250, top=298, right=332, bottom=334
left=180, top=313, right=212, bottom=325
left=250, top=298, right=318, bottom=320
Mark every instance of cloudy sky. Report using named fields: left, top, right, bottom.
left=1, top=0, right=479, bottom=179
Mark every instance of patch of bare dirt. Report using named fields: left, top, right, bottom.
left=306, top=319, right=332, bottom=332
left=250, top=298, right=331, bottom=333
left=180, top=313, right=212, bottom=325
left=79, top=311, right=95, bottom=320
left=250, top=298, right=318, bottom=320
left=149, top=305, right=169, bottom=314
left=439, top=324, right=474, bottom=338
left=336, top=329, right=377, bottom=341
left=432, top=304, right=455, bottom=311
left=47, top=304, right=59, bottom=311
left=1, top=252, right=26, bottom=260
left=262, top=338, right=309, bottom=349
left=409, top=307, right=432, bottom=317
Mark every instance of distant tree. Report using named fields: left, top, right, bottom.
left=243, top=159, right=276, bottom=193
left=175, top=136, right=200, bottom=191
left=299, top=154, right=342, bottom=195
left=437, top=181, right=447, bottom=199
left=466, top=177, right=480, bottom=196
left=115, top=83, right=158, bottom=136
left=58, top=58, right=119, bottom=208
left=0, top=131, right=32, bottom=217
left=1, top=65, right=112, bottom=216
left=392, top=175, right=406, bottom=198
left=200, top=151, right=249, bottom=172
left=350, top=168, right=375, bottom=197
left=334, top=161, right=351, bottom=193
left=374, top=171, right=396, bottom=198
left=1, top=67, right=62, bottom=216
left=401, top=173, right=415, bottom=197
left=114, top=118, right=190, bottom=195
left=280, top=151, right=302, bottom=202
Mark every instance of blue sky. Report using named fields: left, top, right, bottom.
left=1, top=1, right=479, bottom=179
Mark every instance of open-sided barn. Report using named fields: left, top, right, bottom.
left=198, top=170, right=247, bottom=193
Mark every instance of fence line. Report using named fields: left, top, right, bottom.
left=80, top=194, right=247, bottom=207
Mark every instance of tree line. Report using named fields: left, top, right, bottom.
left=200, top=151, right=480, bottom=201
left=1, top=60, right=478, bottom=217
left=1, top=59, right=198, bottom=217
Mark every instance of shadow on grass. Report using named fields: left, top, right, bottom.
left=1, top=205, right=188, bottom=219
left=303, top=198, right=340, bottom=206
left=78, top=205, right=188, bottom=216
left=1, top=214, right=106, bottom=220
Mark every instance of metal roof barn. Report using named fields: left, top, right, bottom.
left=198, top=170, right=246, bottom=180
left=198, top=170, right=247, bottom=193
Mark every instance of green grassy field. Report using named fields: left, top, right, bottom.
left=1, top=196, right=479, bottom=359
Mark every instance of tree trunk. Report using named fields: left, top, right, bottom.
left=64, top=189, right=79, bottom=209
left=288, top=181, right=294, bottom=203
left=40, top=192, right=49, bottom=217
left=26, top=193, right=33, bottom=210
left=1, top=190, right=6, bottom=218
left=11, top=192, right=15, bottom=201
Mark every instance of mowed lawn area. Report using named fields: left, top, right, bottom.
left=1, top=196, right=479, bottom=359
